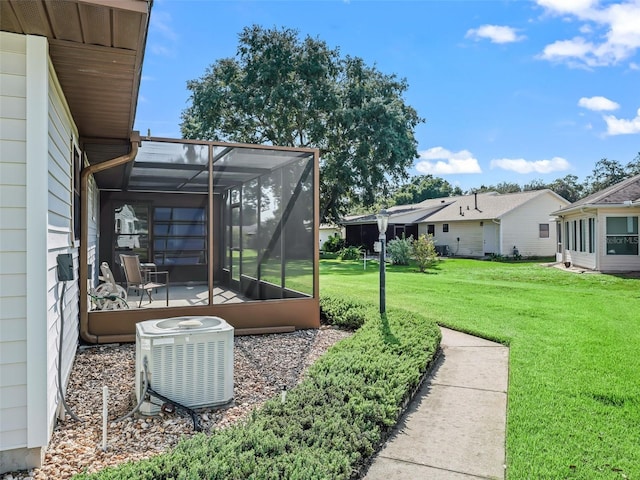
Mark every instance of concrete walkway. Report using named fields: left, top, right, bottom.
left=365, top=328, right=509, bottom=480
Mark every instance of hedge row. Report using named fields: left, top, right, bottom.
left=75, top=295, right=441, bottom=480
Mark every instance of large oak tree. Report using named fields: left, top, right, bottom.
left=181, top=25, right=423, bottom=222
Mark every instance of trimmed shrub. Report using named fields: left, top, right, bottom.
left=74, top=295, right=441, bottom=480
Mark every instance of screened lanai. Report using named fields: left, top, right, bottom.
left=80, top=137, right=320, bottom=343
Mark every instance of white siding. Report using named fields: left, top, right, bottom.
left=1, top=32, right=89, bottom=472
left=0, top=31, right=29, bottom=453
left=501, top=192, right=568, bottom=257
left=419, top=220, right=484, bottom=256
left=46, top=54, right=80, bottom=442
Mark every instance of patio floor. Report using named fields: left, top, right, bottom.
left=122, top=284, right=245, bottom=309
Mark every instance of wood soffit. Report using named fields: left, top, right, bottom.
left=1, top=0, right=150, bottom=145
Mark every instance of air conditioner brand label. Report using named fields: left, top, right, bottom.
left=153, top=337, right=175, bottom=345
left=140, top=338, right=151, bottom=351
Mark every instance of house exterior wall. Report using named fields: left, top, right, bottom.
left=557, top=207, right=640, bottom=272
left=419, top=220, right=484, bottom=256
left=596, top=207, right=640, bottom=272
left=0, top=31, right=31, bottom=469
left=319, top=226, right=341, bottom=249
left=0, top=32, right=89, bottom=473
left=557, top=211, right=598, bottom=270
left=501, top=192, right=564, bottom=257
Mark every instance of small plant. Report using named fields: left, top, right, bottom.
left=387, top=234, right=414, bottom=265
left=338, top=245, right=362, bottom=261
left=412, top=234, right=439, bottom=272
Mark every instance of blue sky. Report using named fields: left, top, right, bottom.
left=134, top=0, right=640, bottom=192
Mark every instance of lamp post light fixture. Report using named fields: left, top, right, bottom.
left=376, top=209, right=390, bottom=315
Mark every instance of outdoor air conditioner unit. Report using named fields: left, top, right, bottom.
left=135, top=316, right=234, bottom=415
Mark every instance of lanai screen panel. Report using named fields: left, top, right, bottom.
left=117, top=139, right=315, bottom=303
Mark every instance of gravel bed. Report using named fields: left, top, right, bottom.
left=3, top=327, right=351, bottom=480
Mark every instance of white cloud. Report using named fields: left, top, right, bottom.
left=537, top=0, right=640, bottom=67
left=490, top=156, right=571, bottom=174
left=415, top=147, right=482, bottom=175
left=465, top=25, right=525, bottom=44
left=603, top=108, right=640, bottom=135
left=630, top=62, right=640, bottom=70
left=578, top=96, right=620, bottom=111
left=149, top=10, right=179, bottom=57
left=537, top=0, right=597, bottom=15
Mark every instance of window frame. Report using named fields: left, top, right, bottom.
left=539, top=223, right=550, bottom=239
left=605, top=216, right=639, bottom=256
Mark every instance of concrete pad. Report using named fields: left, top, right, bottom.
left=365, top=456, right=484, bottom=480
left=433, top=346, right=509, bottom=393
left=377, top=383, right=506, bottom=479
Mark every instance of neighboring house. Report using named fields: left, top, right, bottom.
left=343, top=190, right=570, bottom=258
left=551, top=174, right=640, bottom=272
left=1, top=1, right=321, bottom=473
left=319, top=224, right=343, bottom=249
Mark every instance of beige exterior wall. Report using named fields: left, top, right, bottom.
left=419, top=220, right=484, bottom=256
left=501, top=192, right=566, bottom=257
left=0, top=32, right=96, bottom=473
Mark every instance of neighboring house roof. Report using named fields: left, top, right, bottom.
left=425, top=190, right=564, bottom=222
left=553, top=174, right=640, bottom=215
left=343, top=190, right=566, bottom=225
left=1, top=0, right=150, bottom=173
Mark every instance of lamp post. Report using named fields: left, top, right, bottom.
left=376, top=209, right=390, bottom=315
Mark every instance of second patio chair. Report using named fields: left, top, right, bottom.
left=119, top=254, right=169, bottom=307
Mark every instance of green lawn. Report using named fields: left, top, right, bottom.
left=320, top=258, right=640, bottom=479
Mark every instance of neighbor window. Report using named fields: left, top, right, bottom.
left=565, top=222, right=570, bottom=250
left=572, top=221, right=578, bottom=251
left=606, top=216, right=638, bottom=255
left=443, top=223, right=449, bottom=233
left=539, top=223, right=549, bottom=238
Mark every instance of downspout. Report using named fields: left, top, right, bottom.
left=79, top=134, right=140, bottom=343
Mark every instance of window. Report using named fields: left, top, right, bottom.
left=443, top=223, right=449, bottom=233
left=556, top=222, right=562, bottom=253
left=565, top=222, right=570, bottom=250
left=154, top=207, right=207, bottom=265
left=572, top=221, right=578, bottom=251
left=539, top=223, right=549, bottom=238
left=579, top=219, right=586, bottom=252
left=588, top=218, right=595, bottom=253
left=606, top=216, right=639, bottom=255
left=427, top=224, right=435, bottom=235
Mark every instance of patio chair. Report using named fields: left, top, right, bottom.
left=120, top=254, right=169, bottom=307
left=89, top=262, right=128, bottom=310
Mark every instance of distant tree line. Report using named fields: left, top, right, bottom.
left=383, top=154, right=640, bottom=208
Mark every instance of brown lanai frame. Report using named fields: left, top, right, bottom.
left=80, top=136, right=320, bottom=344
